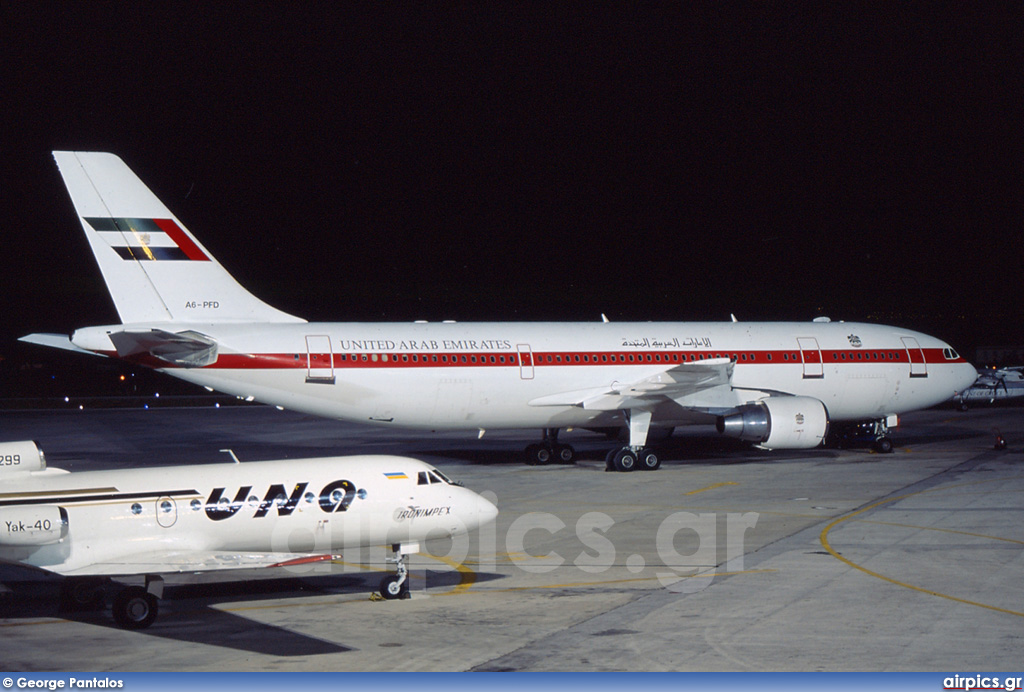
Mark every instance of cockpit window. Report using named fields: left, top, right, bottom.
left=943, top=348, right=960, bottom=360
left=418, top=467, right=457, bottom=485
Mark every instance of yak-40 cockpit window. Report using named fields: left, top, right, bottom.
left=417, top=469, right=455, bottom=486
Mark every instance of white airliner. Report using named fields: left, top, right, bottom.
left=0, top=439, right=497, bottom=628
left=22, top=152, right=978, bottom=469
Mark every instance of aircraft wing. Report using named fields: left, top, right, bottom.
left=56, top=551, right=340, bottom=577
left=529, top=357, right=734, bottom=411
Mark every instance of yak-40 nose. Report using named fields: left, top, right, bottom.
left=470, top=491, right=498, bottom=528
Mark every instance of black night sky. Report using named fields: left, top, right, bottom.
left=3, top=4, right=1023, bottom=398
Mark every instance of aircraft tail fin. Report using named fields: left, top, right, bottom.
left=52, top=151, right=304, bottom=324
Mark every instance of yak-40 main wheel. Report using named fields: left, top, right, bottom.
left=112, top=586, right=158, bottom=630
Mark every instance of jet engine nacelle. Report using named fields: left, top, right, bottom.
left=0, top=505, right=69, bottom=546
left=0, top=440, right=47, bottom=479
left=717, top=396, right=829, bottom=449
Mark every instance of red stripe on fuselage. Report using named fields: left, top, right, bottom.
left=111, top=348, right=965, bottom=370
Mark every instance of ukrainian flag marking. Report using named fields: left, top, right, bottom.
left=384, top=472, right=408, bottom=480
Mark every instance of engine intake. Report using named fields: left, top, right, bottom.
left=0, top=440, right=47, bottom=479
left=0, top=505, right=69, bottom=546
left=717, top=397, right=829, bottom=449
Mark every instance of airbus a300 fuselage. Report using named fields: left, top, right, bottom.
left=67, top=318, right=971, bottom=429
left=22, top=152, right=978, bottom=469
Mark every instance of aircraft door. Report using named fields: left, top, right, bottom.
left=156, top=496, right=177, bottom=528
left=517, top=344, right=534, bottom=380
left=901, top=337, right=928, bottom=378
left=797, top=337, right=824, bottom=379
left=305, top=335, right=336, bottom=384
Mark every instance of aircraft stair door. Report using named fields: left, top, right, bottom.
left=797, top=337, right=824, bottom=379
left=517, top=344, right=535, bottom=380
left=901, top=337, right=928, bottom=378
left=156, top=496, right=177, bottom=528
left=306, top=335, right=336, bottom=384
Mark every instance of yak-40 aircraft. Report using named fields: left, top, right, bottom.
left=23, top=152, right=978, bottom=470
left=0, top=440, right=497, bottom=628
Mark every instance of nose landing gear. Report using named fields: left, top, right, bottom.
left=379, top=542, right=418, bottom=600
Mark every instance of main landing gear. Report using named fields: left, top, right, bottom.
left=522, top=415, right=664, bottom=472
left=379, top=542, right=417, bottom=600
left=604, top=446, right=661, bottom=472
left=524, top=428, right=576, bottom=465
left=604, top=409, right=661, bottom=472
left=60, top=575, right=164, bottom=629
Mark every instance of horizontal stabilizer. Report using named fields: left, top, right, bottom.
left=18, top=333, right=104, bottom=357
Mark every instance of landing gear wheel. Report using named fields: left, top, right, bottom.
left=637, top=447, right=661, bottom=471
left=60, top=578, right=105, bottom=612
left=604, top=448, right=617, bottom=472
left=525, top=443, right=551, bottom=465
left=612, top=448, right=637, bottom=472
left=553, top=443, right=575, bottom=464
left=379, top=575, right=409, bottom=600
left=112, top=586, right=158, bottom=630
left=873, top=437, right=894, bottom=454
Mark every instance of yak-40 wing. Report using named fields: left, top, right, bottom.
left=55, top=549, right=339, bottom=578
left=528, top=357, right=735, bottom=412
